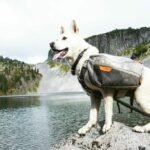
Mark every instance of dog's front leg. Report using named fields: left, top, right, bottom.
left=102, top=92, right=113, bottom=133
left=78, top=94, right=101, bottom=135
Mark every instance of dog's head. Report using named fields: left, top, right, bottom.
left=50, top=20, right=86, bottom=62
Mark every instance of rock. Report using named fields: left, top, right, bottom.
left=50, top=122, right=150, bottom=150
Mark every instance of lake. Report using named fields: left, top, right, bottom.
left=0, top=92, right=149, bottom=150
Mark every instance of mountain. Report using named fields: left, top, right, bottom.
left=0, top=56, right=42, bottom=95
left=86, top=27, right=150, bottom=55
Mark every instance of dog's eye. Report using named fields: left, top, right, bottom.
left=62, top=36, right=67, bottom=40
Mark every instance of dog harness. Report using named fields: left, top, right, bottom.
left=71, top=51, right=150, bottom=117
left=72, top=51, right=143, bottom=90
left=71, top=49, right=88, bottom=75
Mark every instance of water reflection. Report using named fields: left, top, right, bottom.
left=0, top=93, right=89, bottom=150
left=0, top=96, right=40, bottom=109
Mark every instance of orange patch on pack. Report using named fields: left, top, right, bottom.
left=99, top=66, right=112, bottom=72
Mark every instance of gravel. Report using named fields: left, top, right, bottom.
left=50, top=122, right=150, bottom=150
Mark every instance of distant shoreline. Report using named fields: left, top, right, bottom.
left=0, top=91, right=85, bottom=98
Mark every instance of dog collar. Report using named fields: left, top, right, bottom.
left=71, top=49, right=88, bottom=75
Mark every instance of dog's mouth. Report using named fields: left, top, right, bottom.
left=52, top=48, right=68, bottom=60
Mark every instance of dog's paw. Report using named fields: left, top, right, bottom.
left=132, top=126, right=145, bottom=133
left=78, top=125, right=89, bottom=135
left=102, top=123, right=111, bottom=133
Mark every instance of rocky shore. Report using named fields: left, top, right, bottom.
left=50, top=122, right=150, bottom=150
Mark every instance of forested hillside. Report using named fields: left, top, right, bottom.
left=0, top=56, right=42, bottom=95
left=120, top=41, right=150, bottom=60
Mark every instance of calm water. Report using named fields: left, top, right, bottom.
left=0, top=92, right=149, bottom=150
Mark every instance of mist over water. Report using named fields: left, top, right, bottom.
left=36, top=62, right=83, bottom=93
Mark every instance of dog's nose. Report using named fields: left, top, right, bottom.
left=50, top=42, right=55, bottom=48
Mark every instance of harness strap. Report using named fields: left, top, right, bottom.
left=114, top=98, right=150, bottom=117
left=114, top=90, right=135, bottom=113
left=78, top=66, right=91, bottom=93
left=71, top=49, right=88, bottom=75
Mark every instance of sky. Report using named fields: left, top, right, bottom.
left=0, top=0, right=150, bottom=64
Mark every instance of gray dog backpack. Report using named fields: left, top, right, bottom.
left=78, top=53, right=143, bottom=90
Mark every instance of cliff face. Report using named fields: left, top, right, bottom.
left=86, top=27, right=150, bottom=55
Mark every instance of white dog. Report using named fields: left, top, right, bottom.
left=50, top=20, right=150, bottom=134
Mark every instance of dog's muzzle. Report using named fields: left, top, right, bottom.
left=50, top=42, right=59, bottom=52
left=49, top=42, right=69, bottom=60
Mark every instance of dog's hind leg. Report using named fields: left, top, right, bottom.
left=133, top=68, right=150, bottom=133
left=102, top=90, right=114, bottom=133
left=78, top=94, right=101, bottom=135
left=133, top=123, right=150, bottom=133
left=133, top=93, right=150, bottom=132
left=132, top=95, right=150, bottom=132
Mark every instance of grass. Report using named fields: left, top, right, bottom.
left=48, top=60, right=70, bottom=73
left=119, top=42, right=150, bottom=60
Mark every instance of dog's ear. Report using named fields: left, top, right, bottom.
left=60, top=26, right=65, bottom=34
left=71, top=20, right=79, bottom=34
